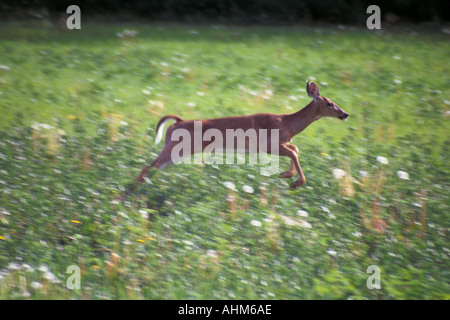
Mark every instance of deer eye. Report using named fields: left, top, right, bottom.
left=328, top=102, right=333, bottom=108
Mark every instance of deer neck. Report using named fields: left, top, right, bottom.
left=283, top=101, right=320, bottom=138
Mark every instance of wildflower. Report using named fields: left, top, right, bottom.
left=71, top=220, right=81, bottom=224
left=327, top=249, right=337, bottom=256
left=206, top=249, right=218, bottom=257
left=187, top=102, right=196, bottom=107
left=38, top=265, right=49, bottom=273
left=251, top=220, right=262, bottom=227
left=139, top=209, right=149, bottom=219
left=223, top=181, right=236, bottom=191
left=320, top=152, right=329, bottom=156
left=280, top=215, right=297, bottom=226
left=142, top=89, right=151, bottom=95
left=332, top=168, right=346, bottom=180
left=8, top=262, right=20, bottom=270
left=376, top=156, right=389, bottom=165
left=43, top=271, right=56, bottom=282
left=0, top=235, right=5, bottom=240
left=118, top=211, right=129, bottom=218
left=396, top=170, right=410, bottom=180
left=300, top=220, right=312, bottom=229
left=297, top=210, right=308, bottom=217
left=136, top=239, right=145, bottom=243
left=68, top=115, right=77, bottom=120
left=22, top=264, right=35, bottom=272
left=359, top=170, right=369, bottom=178
left=31, top=281, right=43, bottom=290
left=242, top=185, right=254, bottom=194
left=92, top=265, right=101, bottom=269
left=393, top=79, right=402, bottom=84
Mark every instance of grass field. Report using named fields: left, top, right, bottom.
left=0, top=21, right=449, bottom=299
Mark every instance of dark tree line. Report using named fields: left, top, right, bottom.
left=1, top=0, right=449, bottom=23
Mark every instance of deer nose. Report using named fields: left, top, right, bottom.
left=340, top=112, right=349, bottom=120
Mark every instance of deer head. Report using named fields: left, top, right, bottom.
left=306, top=81, right=348, bottom=120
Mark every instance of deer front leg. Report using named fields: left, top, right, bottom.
left=278, top=144, right=306, bottom=189
left=279, top=144, right=299, bottom=178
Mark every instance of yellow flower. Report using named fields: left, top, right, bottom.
left=320, top=152, right=329, bottom=156
left=71, top=220, right=81, bottom=224
left=92, top=265, right=101, bottom=269
left=137, top=239, right=145, bottom=243
left=110, top=113, right=123, bottom=119
left=146, top=236, right=156, bottom=241
left=68, top=115, right=77, bottom=120
left=0, top=235, right=6, bottom=240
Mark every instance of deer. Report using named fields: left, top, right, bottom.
left=116, top=81, right=348, bottom=201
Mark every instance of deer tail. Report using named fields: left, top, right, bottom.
left=154, top=115, right=183, bottom=145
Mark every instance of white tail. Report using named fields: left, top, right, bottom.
left=117, top=81, right=348, bottom=201
left=154, top=115, right=183, bottom=145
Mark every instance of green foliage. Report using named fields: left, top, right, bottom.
left=0, top=23, right=448, bottom=299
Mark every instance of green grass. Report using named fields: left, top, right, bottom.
left=0, top=21, right=449, bottom=299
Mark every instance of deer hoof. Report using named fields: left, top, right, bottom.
left=290, top=179, right=306, bottom=189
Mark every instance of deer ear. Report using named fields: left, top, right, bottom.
left=307, top=81, right=320, bottom=99
left=306, top=81, right=311, bottom=96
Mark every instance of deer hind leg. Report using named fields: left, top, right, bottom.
left=279, top=144, right=299, bottom=178
left=278, top=144, right=306, bottom=189
left=117, top=142, right=176, bottom=201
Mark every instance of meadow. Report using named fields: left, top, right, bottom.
left=0, top=21, right=449, bottom=299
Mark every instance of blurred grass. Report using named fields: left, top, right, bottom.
left=0, top=21, right=449, bottom=299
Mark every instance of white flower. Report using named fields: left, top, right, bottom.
left=397, top=170, right=410, bottom=180
left=138, top=209, right=148, bottom=219
left=300, top=220, right=312, bottom=229
left=38, top=265, right=49, bottom=273
left=332, top=168, right=346, bottom=180
left=183, top=240, right=194, bottom=246
left=8, top=262, right=20, bottom=270
left=297, top=210, right=308, bottom=217
left=359, top=170, right=369, bottom=178
left=242, top=185, right=254, bottom=194
left=43, top=271, right=56, bottom=282
left=280, top=215, right=297, bottom=226
left=31, top=281, right=43, bottom=290
left=223, top=181, right=236, bottom=191
left=376, top=156, right=389, bottom=165
left=251, top=220, right=262, bottom=227
left=206, top=249, right=218, bottom=257
left=393, top=79, right=402, bottom=85
left=327, top=249, right=337, bottom=256
left=352, top=231, right=362, bottom=237
left=22, top=264, right=35, bottom=272
left=0, top=65, right=10, bottom=71
left=187, top=102, right=196, bottom=107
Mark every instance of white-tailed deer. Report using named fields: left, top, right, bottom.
left=117, top=81, right=348, bottom=200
